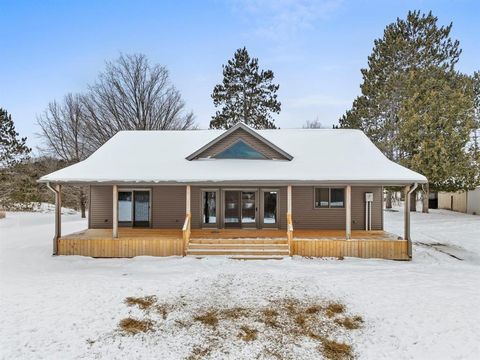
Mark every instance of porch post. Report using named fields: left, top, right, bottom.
left=286, top=185, right=293, bottom=255
left=403, top=185, right=410, bottom=241
left=186, top=185, right=191, bottom=215
left=345, top=185, right=351, bottom=239
left=287, top=185, right=292, bottom=214
left=113, top=185, right=118, bottom=238
left=54, top=184, right=62, bottom=255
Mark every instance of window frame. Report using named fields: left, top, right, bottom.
left=213, top=139, right=268, bottom=160
left=313, top=187, right=345, bottom=209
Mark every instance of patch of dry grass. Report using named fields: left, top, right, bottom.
left=155, top=304, right=169, bottom=320
left=320, top=337, right=353, bottom=360
left=335, top=315, right=364, bottom=330
left=326, top=302, right=345, bottom=318
left=295, top=313, right=307, bottom=327
left=116, top=295, right=362, bottom=359
left=238, top=325, right=258, bottom=342
left=220, top=306, right=247, bottom=319
left=305, top=304, right=322, bottom=314
left=261, top=308, right=279, bottom=328
left=119, top=317, right=154, bottom=334
left=124, top=295, right=157, bottom=310
left=194, top=310, right=219, bottom=327
left=187, top=345, right=212, bottom=360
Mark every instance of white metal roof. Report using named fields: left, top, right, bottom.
left=39, top=124, right=427, bottom=185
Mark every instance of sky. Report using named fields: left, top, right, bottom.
left=1, top=0, right=479, bottom=151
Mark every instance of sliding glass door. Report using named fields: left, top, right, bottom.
left=223, top=190, right=257, bottom=228
left=241, top=192, right=256, bottom=225
left=118, top=191, right=133, bottom=226
left=133, top=191, right=150, bottom=227
left=224, top=191, right=241, bottom=227
left=117, top=190, right=150, bottom=228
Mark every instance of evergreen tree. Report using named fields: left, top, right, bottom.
left=340, top=10, right=461, bottom=158
left=398, top=68, right=477, bottom=192
left=471, top=71, right=480, bottom=165
left=210, top=47, right=281, bottom=129
left=0, top=108, right=31, bottom=208
left=0, top=108, right=30, bottom=168
left=338, top=11, right=470, bottom=211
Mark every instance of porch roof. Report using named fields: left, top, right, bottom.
left=39, top=124, right=427, bottom=185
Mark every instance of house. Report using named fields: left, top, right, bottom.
left=438, top=188, right=480, bottom=215
left=39, top=123, right=427, bottom=260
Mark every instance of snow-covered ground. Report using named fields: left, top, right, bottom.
left=1, top=209, right=479, bottom=359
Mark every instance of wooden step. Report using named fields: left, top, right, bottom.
left=229, top=255, right=286, bottom=260
left=188, top=243, right=288, bottom=250
left=187, top=255, right=286, bottom=260
left=190, top=238, right=287, bottom=244
left=186, top=248, right=290, bottom=256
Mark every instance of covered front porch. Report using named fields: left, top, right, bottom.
left=51, top=183, right=416, bottom=260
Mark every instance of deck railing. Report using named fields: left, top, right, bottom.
left=287, top=213, right=294, bottom=256
left=182, top=213, right=191, bottom=256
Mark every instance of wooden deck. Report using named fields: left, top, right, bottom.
left=57, top=228, right=409, bottom=260
left=58, top=228, right=183, bottom=257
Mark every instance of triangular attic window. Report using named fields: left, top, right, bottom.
left=214, top=139, right=267, bottom=159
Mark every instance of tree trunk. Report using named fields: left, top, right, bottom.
left=410, top=191, right=416, bottom=212
left=385, top=190, right=392, bottom=209
left=79, top=188, right=87, bottom=218
left=422, top=183, right=429, bottom=213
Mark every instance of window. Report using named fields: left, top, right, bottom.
left=202, top=191, right=217, bottom=224
left=214, top=140, right=266, bottom=159
left=314, top=188, right=345, bottom=208
left=330, top=188, right=345, bottom=208
left=315, top=188, right=329, bottom=208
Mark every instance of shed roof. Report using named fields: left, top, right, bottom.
left=39, top=123, right=427, bottom=185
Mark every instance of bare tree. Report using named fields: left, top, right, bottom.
left=82, top=53, right=195, bottom=151
left=37, top=93, right=89, bottom=217
left=303, top=118, right=324, bottom=129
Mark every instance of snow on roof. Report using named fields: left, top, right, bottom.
left=39, top=126, right=427, bottom=185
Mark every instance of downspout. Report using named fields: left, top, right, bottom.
left=406, top=182, right=418, bottom=258
left=46, top=182, right=59, bottom=255
left=46, top=181, right=57, bottom=196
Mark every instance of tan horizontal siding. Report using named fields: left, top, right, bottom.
left=88, top=185, right=383, bottom=231
left=190, top=186, right=202, bottom=229
left=152, top=186, right=186, bottom=228
left=292, top=186, right=383, bottom=230
left=90, top=185, right=113, bottom=228
left=292, top=186, right=345, bottom=229
left=351, top=187, right=383, bottom=230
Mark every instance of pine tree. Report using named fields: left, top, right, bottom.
left=338, top=11, right=467, bottom=211
left=0, top=108, right=31, bottom=208
left=471, top=71, right=480, bottom=165
left=210, top=47, right=281, bottom=129
left=0, top=108, right=30, bottom=168
left=398, top=68, right=477, bottom=192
